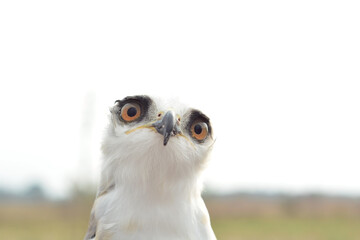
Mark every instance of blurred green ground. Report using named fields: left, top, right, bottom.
left=212, top=217, right=360, bottom=240
left=1, top=198, right=360, bottom=240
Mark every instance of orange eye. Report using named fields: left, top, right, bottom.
left=191, top=121, right=209, bottom=141
left=121, top=103, right=141, bottom=122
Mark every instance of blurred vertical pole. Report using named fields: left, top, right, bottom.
left=77, top=92, right=96, bottom=193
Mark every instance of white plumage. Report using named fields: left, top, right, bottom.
left=84, top=95, right=216, bottom=240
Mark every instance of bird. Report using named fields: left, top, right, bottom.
left=84, top=95, right=217, bottom=240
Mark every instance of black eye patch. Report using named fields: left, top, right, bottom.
left=186, top=109, right=212, bottom=139
left=114, top=95, right=152, bottom=123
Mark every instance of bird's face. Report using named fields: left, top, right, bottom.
left=102, top=95, right=214, bottom=185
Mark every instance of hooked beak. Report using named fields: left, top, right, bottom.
left=152, top=110, right=181, bottom=146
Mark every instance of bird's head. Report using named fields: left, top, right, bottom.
left=101, top=95, right=215, bottom=189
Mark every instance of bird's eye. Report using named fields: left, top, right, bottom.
left=191, top=121, right=209, bottom=141
left=121, top=103, right=141, bottom=122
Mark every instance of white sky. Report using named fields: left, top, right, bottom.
left=1, top=0, right=359, bottom=198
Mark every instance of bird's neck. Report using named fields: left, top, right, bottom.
left=118, top=177, right=202, bottom=204
left=101, top=154, right=204, bottom=202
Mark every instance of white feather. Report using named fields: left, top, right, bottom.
left=91, top=96, right=216, bottom=240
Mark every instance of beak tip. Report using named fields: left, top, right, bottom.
left=163, top=134, right=170, bottom=146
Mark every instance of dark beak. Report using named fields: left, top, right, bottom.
left=152, top=110, right=180, bottom=146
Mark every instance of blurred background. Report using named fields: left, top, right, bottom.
left=1, top=1, right=360, bottom=239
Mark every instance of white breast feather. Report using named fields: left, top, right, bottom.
left=89, top=96, right=216, bottom=240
